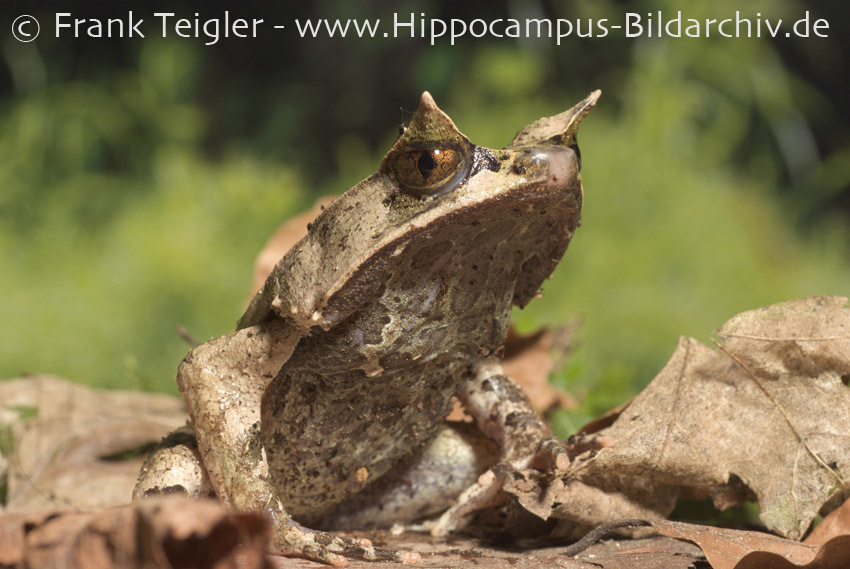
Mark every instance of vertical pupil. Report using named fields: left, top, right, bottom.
left=416, top=152, right=436, bottom=179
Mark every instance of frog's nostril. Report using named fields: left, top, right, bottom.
left=536, top=147, right=578, bottom=188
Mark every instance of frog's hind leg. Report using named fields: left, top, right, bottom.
left=318, top=422, right=498, bottom=530
left=142, top=320, right=414, bottom=566
left=430, top=357, right=570, bottom=536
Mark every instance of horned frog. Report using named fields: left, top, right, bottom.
left=135, top=91, right=600, bottom=565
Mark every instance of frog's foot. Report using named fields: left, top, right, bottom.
left=430, top=436, right=569, bottom=537
left=274, top=519, right=421, bottom=567
left=532, top=437, right=571, bottom=471
left=430, top=463, right=509, bottom=537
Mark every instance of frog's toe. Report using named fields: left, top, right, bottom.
left=530, top=437, right=571, bottom=471
left=430, top=463, right=511, bottom=537
left=275, top=520, right=420, bottom=566
left=431, top=437, right=570, bottom=537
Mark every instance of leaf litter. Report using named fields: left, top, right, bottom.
left=507, top=295, right=850, bottom=567
left=3, top=294, right=850, bottom=567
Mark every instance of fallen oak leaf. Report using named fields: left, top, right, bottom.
left=804, top=496, right=850, bottom=547
left=502, top=325, right=578, bottom=414
left=1, top=375, right=187, bottom=513
left=560, top=535, right=704, bottom=569
left=568, top=519, right=850, bottom=569
left=0, top=497, right=270, bottom=569
left=712, top=340, right=843, bottom=489
left=648, top=520, right=822, bottom=569
left=571, top=296, right=850, bottom=539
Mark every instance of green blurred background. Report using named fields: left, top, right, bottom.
left=1, top=0, right=848, bottom=435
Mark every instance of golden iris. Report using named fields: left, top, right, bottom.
left=393, top=148, right=466, bottom=196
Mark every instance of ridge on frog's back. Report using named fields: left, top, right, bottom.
left=135, top=90, right=599, bottom=566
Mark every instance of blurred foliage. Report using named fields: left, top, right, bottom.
left=0, top=41, right=311, bottom=391
left=0, top=1, right=848, bottom=434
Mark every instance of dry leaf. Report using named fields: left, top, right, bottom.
left=572, top=296, right=850, bottom=540
left=562, top=536, right=703, bottom=569
left=502, top=326, right=577, bottom=413
left=505, top=470, right=676, bottom=536
left=501, top=296, right=850, bottom=546
left=568, top=519, right=850, bottom=569
left=648, top=520, right=850, bottom=569
left=1, top=505, right=703, bottom=569
left=1, top=375, right=186, bottom=513
left=804, top=496, right=850, bottom=546
left=647, top=520, right=823, bottom=569
left=0, top=506, right=706, bottom=569
left=0, top=497, right=269, bottom=569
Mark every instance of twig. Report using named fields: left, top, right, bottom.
left=720, top=333, right=848, bottom=342
left=176, top=325, right=199, bottom=347
left=566, top=518, right=653, bottom=557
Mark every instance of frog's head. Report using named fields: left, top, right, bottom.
left=381, top=91, right=598, bottom=199
left=362, top=90, right=600, bottom=309
left=246, top=92, right=599, bottom=332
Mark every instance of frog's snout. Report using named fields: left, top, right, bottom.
left=513, top=147, right=579, bottom=191
left=508, top=90, right=599, bottom=151
left=533, top=147, right=579, bottom=188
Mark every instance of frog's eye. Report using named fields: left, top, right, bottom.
left=393, top=147, right=468, bottom=196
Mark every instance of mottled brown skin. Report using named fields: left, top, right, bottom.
left=135, top=90, right=599, bottom=566
left=263, top=162, right=587, bottom=523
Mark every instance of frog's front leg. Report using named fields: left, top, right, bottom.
left=431, top=357, right=569, bottom=536
left=172, top=320, right=294, bottom=513
left=134, top=323, right=292, bottom=504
